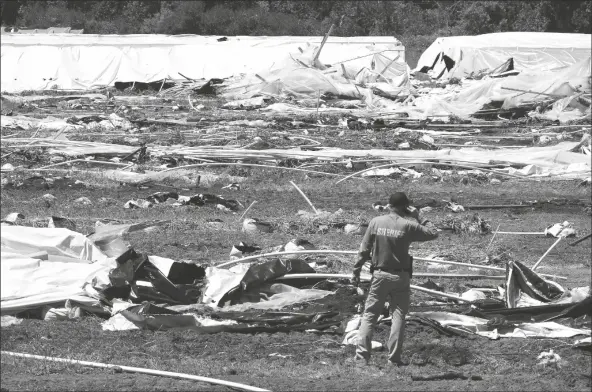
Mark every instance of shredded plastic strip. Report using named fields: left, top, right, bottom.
left=1, top=351, right=270, bottom=392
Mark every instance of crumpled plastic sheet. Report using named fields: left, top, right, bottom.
left=0, top=315, right=23, bottom=327
left=222, top=283, right=331, bottom=311
left=203, top=258, right=316, bottom=307
left=2, top=226, right=109, bottom=263
left=102, top=302, right=342, bottom=333
left=505, top=260, right=565, bottom=308
left=341, top=314, right=383, bottom=350
left=1, top=228, right=117, bottom=314
left=411, top=311, right=591, bottom=340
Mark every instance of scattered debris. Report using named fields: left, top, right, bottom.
left=536, top=349, right=564, bottom=369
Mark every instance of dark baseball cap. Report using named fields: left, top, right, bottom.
left=389, top=192, right=412, bottom=207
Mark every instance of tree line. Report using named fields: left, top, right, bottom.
left=1, top=0, right=590, bottom=66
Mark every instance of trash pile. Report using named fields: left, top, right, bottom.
left=1, top=222, right=590, bottom=342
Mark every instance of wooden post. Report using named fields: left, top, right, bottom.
left=239, top=200, right=257, bottom=221
left=289, top=181, right=318, bottom=214
left=341, top=63, right=348, bottom=79
left=532, top=237, right=563, bottom=270
left=312, top=24, right=335, bottom=64
left=486, top=224, right=501, bottom=252
left=376, top=53, right=400, bottom=81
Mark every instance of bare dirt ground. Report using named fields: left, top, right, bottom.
left=1, top=90, right=591, bottom=391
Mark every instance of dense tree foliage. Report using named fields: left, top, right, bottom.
left=1, top=0, right=590, bottom=66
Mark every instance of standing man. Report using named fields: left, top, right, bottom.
left=351, top=192, right=438, bottom=366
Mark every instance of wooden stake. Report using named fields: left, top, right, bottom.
left=486, top=224, right=501, bottom=252
left=239, top=200, right=257, bottom=221
left=316, top=90, right=321, bottom=121
left=187, top=95, right=196, bottom=111
left=312, top=24, right=334, bottom=64
left=255, top=74, right=267, bottom=83
left=532, top=237, right=563, bottom=270
left=289, top=181, right=318, bottom=214
left=340, top=64, right=348, bottom=79
left=376, top=53, right=400, bottom=82
left=569, top=233, right=592, bottom=246
left=158, top=78, right=166, bottom=94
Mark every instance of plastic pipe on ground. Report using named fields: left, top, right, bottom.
left=276, top=273, right=506, bottom=280
left=532, top=237, right=563, bottom=270
left=216, top=250, right=567, bottom=280
left=335, top=161, right=525, bottom=184
left=289, top=181, right=318, bottom=214
left=0, top=351, right=270, bottom=392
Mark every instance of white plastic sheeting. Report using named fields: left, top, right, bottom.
left=223, top=283, right=331, bottom=312
left=446, top=56, right=591, bottom=114
left=0, top=34, right=404, bottom=92
left=220, top=43, right=410, bottom=101
left=1, top=226, right=115, bottom=314
left=414, top=32, right=592, bottom=79
left=411, top=311, right=591, bottom=339
left=400, top=56, right=592, bottom=122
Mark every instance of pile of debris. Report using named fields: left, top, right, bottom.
left=1, top=218, right=589, bottom=347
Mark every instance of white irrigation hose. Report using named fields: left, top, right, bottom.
left=289, top=181, right=318, bottom=214
left=216, top=250, right=357, bottom=268
left=239, top=200, right=258, bottom=220
left=215, top=250, right=566, bottom=280
left=277, top=273, right=505, bottom=280
left=1, top=351, right=270, bottom=392
left=335, top=161, right=525, bottom=184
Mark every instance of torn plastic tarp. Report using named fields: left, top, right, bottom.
left=505, top=260, right=565, bottom=308
left=102, top=302, right=341, bottom=333
left=411, top=56, right=591, bottom=121
left=87, top=220, right=169, bottom=258
left=1, top=226, right=109, bottom=263
left=102, top=302, right=238, bottom=332
left=1, top=227, right=118, bottom=314
left=203, top=258, right=316, bottom=307
left=222, top=283, right=331, bottom=311
left=221, top=44, right=411, bottom=105
left=411, top=311, right=591, bottom=339
left=414, top=32, right=591, bottom=79
left=129, top=258, right=202, bottom=305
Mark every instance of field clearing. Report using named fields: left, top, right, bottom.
left=1, top=91, right=591, bottom=391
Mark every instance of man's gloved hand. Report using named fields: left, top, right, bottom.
left=351, top=272, right=360, bottom=287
